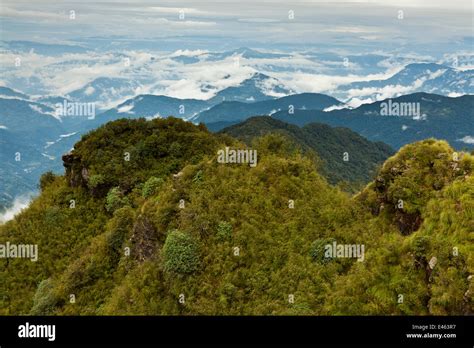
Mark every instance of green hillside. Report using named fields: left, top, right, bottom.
left=0, top=117, right=472, bottom=315
left=220, top=116, right=394, bottom=187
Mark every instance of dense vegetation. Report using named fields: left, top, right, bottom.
left=0, top=117, right=472, bottom=315
left=220, top=116, right=393, bottom=187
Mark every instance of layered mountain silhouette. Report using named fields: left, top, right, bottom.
left=339, top=63, right=474, bottom=97
left=0, top=66, right=473, bottom=210
left=194, top=93, right=340, bottom=124
left=272, top=93, right=474, bottom=150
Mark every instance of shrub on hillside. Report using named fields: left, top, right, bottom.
left=30, top=278, right=58, bottom=315
left=142, top=177, right=164, bottom=198
left=39, top=171, right=57, bottom=191
left=106, top=187, right=130, bottom=212
left=216, top=221, right=232, bottom=241
left=163, top=230, right=200, bottom=274
left=105, top=206, right=135, bottom=257
left=310, top=238, right=336, bottom=264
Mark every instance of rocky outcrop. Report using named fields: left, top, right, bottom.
left=130, top=215, right=157, bottom=262
left=62, top=152, right=88, bottom=188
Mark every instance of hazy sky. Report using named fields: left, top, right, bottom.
left=0, top=1, right=472, bottom=107
left=1, top=0, right=472, bottom=53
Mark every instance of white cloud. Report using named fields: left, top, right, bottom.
left=42, top=153, right=55, bottom=160
left=0, top=7, right=65, bottom=20
left=147, top=7, right=210, bottom=15
left=84, top=86, right=95, bottom=96
left=0, top=46, right=469, bottom=109
left=170, top=49, right=208, bottom=57
left=28, top=104, right=42, bottom=112
left=158, top=56, right=256, bottom=99
left=324, top=104, right=350, bottom=112
left=29, top=103, right=61, bottom=120
left=322, top=26, right=377, bottom=34
left=59, top=132, right=77, bottom=138
left=146, top=113, right=162, bottom=120
left=0, top=194, right=33, bottom=224
left=427, top=69, right=446, bottom=79
left=458, top=136, right=474, bottom=144
left=117, top=102, right=135, bottom=114
left=347, top=84, right=417, bottom=100
left=359, top=35, right=380, bottom=40
left=271, top=66, right=402, bottom=96
left=1, top=0, right=471, bottom=49
left=238, top=18, right=280, bottom=23
left=345, top=97, right=375, bottom=108
left=257, top=76, right=289, bottom=98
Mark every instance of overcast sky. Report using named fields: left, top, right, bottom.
left=0, top=0, right=472, bottom=54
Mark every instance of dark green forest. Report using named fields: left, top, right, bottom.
left=0, top=117, right=472, bottom=315
left=220, top=116, right=394, bottom=187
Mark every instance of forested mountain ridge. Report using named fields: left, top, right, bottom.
left=273, top=93, right=474, bottom=150
left=194, top=92, right=341, bottom=124
left=220, top=116, right=394, bottom=186
left=0, top=117, right=472, bottom=315
left=1, top=90, right=470, bottom=211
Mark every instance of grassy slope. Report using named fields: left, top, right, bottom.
left=0, top=118, right=472, bottom=315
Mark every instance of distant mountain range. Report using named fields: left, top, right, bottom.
left=0, top=62, right=473, bottom=210
left=66, top=77, right=145, bottom=109
left=0, top=90, right=73, bottom=209
left=93, top=72, right=292, bottom=124
left=0, top=127, right=45, bottom=207
left=95, top=95, right=209, bottom=124
left=193, top=93, right=340, bottom=124
left=337, top=63, right=474, bottom=102
left=272, top=93, right=474, bottom=150
left=0, top=97, right=64, bottom=143
left=2, top=42, right=472, bottom=101
left=0, top=86, right=30, bottom=99
left=208, top=72, right=292, bottom=103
